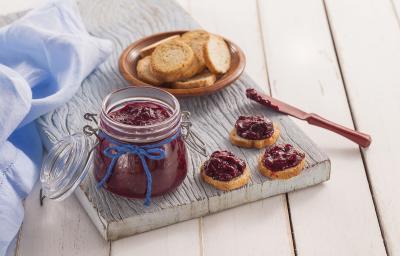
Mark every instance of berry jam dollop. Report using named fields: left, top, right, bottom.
left=203, top=150, right=246, bottom=182
left=235, top=115, right=274, bottom=140
left=263, top=144, right=305, bottom=171
left=108, top=101, right=172, bottom=126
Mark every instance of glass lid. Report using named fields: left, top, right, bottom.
left=40, top=133, right=93, bottom=201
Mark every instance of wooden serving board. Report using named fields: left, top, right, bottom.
left=35, top=0, right=330, bottom=241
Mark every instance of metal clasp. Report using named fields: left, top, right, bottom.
left=83, top=113, right=100, bottom=138
left=181, top=111, right=208, bottom=157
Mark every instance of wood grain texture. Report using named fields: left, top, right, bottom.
left=325, top=0, right=400, bottom=254
left=111, top=219, right=201, bottom=256
left=258, top=0, right=387, bottom=255
left=17, top=183, right=110, bottom=256
left=0, top=0, right=329, bottom=244
left=32, top=0, right=330, bottom=241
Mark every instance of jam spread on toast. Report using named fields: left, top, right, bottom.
left=262, top=144, right=305, bottom=171
left=235, top=115, right=274, bottom=140
left=203, top=150, right=246, bottom=181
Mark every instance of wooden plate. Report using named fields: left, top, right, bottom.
left=118, top=30, right=246, bottom=97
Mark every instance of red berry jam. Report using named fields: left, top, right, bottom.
left=108, top=102, right=172, bottom=126
left=94, top=88, right=188, bottom=200
left=203, top=150, right=246, bottom=181
left=94, top=133, right=187, bottom=198
left=262, top=144, right=305, bottom=171
left=235, top=115, right=274, bottom=140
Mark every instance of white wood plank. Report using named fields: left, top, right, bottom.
left=202, top=196, right=293, bottom=256
left=177, top=1, right=295, bottom=255
left=324, top=0, right=400, bottom=254
left=17, top=183, right=110, bottom=256
left=112, top=219, right=201, bottom=256
left=392, top=0, right=400, bottom=16
left=258, top=0, right=387, bottom=255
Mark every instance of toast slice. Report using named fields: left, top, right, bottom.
left=229, top=123, right=280, bottom=149
left=258, top=155, right=305, bottom=180
left=180, top=54, right=204, bottom=79
left=151, top=40, right=195, bottom=82
left=139, top=35, right=180, bottom=57
left=181, top=30, right=210, bottom=71
left=204, top=35, right=231, bottom=74
left=172, top=70, right=216, bottom=89
left=200, top=164, right=250, bottom=191
left=136, top=56, right=163, bottom=85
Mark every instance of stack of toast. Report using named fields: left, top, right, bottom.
left=137, top=30, right=232, bottom=89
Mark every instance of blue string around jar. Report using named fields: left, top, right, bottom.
left=97, top=130, right=181, bottom=206
left=93, top=86, right=188, bottom=206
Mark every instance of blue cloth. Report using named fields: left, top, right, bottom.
left=0, top=1, right=113, bottom=254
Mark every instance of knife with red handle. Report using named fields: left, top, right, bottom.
left=246, top=88, right=371, bottom=148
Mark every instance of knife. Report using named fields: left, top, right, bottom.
left=245, top=88, right=371, bottom=148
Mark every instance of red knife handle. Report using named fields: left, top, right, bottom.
left=306, top=113, right=371, bottom=148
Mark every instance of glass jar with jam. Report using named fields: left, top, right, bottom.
left=39, top=86, right=193, bottom=205
left=94, top=87, right=188, bottom=200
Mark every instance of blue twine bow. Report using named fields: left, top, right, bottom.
left=97, top=130, right=181, bottom=206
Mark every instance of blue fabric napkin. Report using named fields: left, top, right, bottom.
left=0, top=1, right=113, bottom=254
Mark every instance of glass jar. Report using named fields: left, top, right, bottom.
left=94, top=87, right=188, bottom=199
left=39, top=86, right=191, bottom=205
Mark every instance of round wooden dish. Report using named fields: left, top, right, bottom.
left=119, top=30, right=246, bottom=97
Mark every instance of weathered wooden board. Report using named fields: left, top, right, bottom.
left=35, top=0, right=330, bottom=241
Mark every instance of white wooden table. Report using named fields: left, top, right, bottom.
left=3, top=0, right=400, bottom=255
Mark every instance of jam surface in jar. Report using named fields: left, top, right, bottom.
left=235, top=115, right=274, bottom=140
left=108, top=101, right=172, bottom=126
left=203, top=150, right=246, bottom=182
left=262, top=144, right=305, bottom=171
left=94, top=100, right=187, bottom=199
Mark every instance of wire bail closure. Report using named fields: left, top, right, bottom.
left=83, top=113, right=99, bottom=138
left=181, top=111, right=208, bottom=157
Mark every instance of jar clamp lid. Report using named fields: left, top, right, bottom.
left=40, top=133, right=93, bottom=201
left=39, top=113, right=98, bottom=204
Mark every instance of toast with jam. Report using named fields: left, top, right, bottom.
left=230, top=115, right=280, bottom=149
left=201, top=150, right=250, bottom=191
left=258, top=144, right=306, bottom=179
